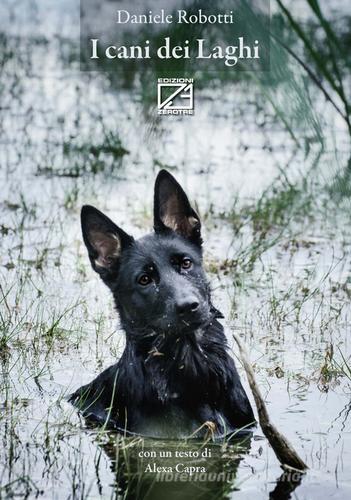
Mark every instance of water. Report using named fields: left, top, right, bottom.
left=0, top=1, right=350, bottom=498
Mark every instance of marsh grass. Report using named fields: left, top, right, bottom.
left=276, top=0, right=351, bottom=136
left=0, top=289, right=83, bottom=354
left=36, top=132, right=129, bottom=178
left=62, top=132, right=129, bottom=161
left=219, top=173, right=314, bottom=278
left=332, top=348, right=351, bottom=383
left=0, top=1, right=350, bottom=497
left=246, top=181, right=311, bottom=236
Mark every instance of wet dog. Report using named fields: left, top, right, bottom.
left=70, top=170, right=255, bottom=438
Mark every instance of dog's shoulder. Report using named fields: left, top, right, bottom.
left=69, top=362, right=121, bottom=424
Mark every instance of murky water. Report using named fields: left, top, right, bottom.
left=1, top=1, right=351, bottom=499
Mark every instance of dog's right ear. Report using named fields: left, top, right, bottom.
left=81, top=205, right=134, bottom=280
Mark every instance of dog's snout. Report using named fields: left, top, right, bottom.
left=176, top=299, right=200, bottom=316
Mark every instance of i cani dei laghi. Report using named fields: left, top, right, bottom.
left=90, top=37, right=260, bottom=67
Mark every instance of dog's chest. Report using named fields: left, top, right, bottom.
left=144, top=339, right=224, bottom=405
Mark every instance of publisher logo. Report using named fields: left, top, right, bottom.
left=157, top=78, right=194, bottom=115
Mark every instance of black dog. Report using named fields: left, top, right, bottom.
left=70, top=170, right=255, bottom=438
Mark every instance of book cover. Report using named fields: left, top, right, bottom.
left=0, top=0, right=350, bottom=499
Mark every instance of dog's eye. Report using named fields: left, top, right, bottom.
left=181, top=257, right=192, bottom=270
left=138, top=274, right=152, bottom=286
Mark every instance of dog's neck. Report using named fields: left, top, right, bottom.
left=120, top=318, right=229, bottom=405
left=123, top=311, right=225, bottom=354
left=120, top=303, right=224, bottom=352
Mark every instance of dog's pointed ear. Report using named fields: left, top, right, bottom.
left=153, top=170, right=202, bottom=246
left=81, top=205, right=134, bottom=280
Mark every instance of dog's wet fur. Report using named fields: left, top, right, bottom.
left=70, top=170, right=255, bottom=438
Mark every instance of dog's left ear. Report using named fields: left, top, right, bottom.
left=154, top=170, right=202, bottom=246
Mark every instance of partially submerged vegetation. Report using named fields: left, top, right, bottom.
left=37, top=131, right=129, bottom=178
left=0, top=0, right=350, bottom=498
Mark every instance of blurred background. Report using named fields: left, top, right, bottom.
left=0, top=0, right=350, bottom=498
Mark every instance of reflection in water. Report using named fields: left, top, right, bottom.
left=269, top=469, right=305, bottom=500
left=94, top=431, right=252, bottom=500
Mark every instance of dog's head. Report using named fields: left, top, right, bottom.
left=81, top=171, right=217, bottom=338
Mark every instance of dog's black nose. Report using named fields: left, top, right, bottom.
left=176, top=299, right=200, bottom=316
